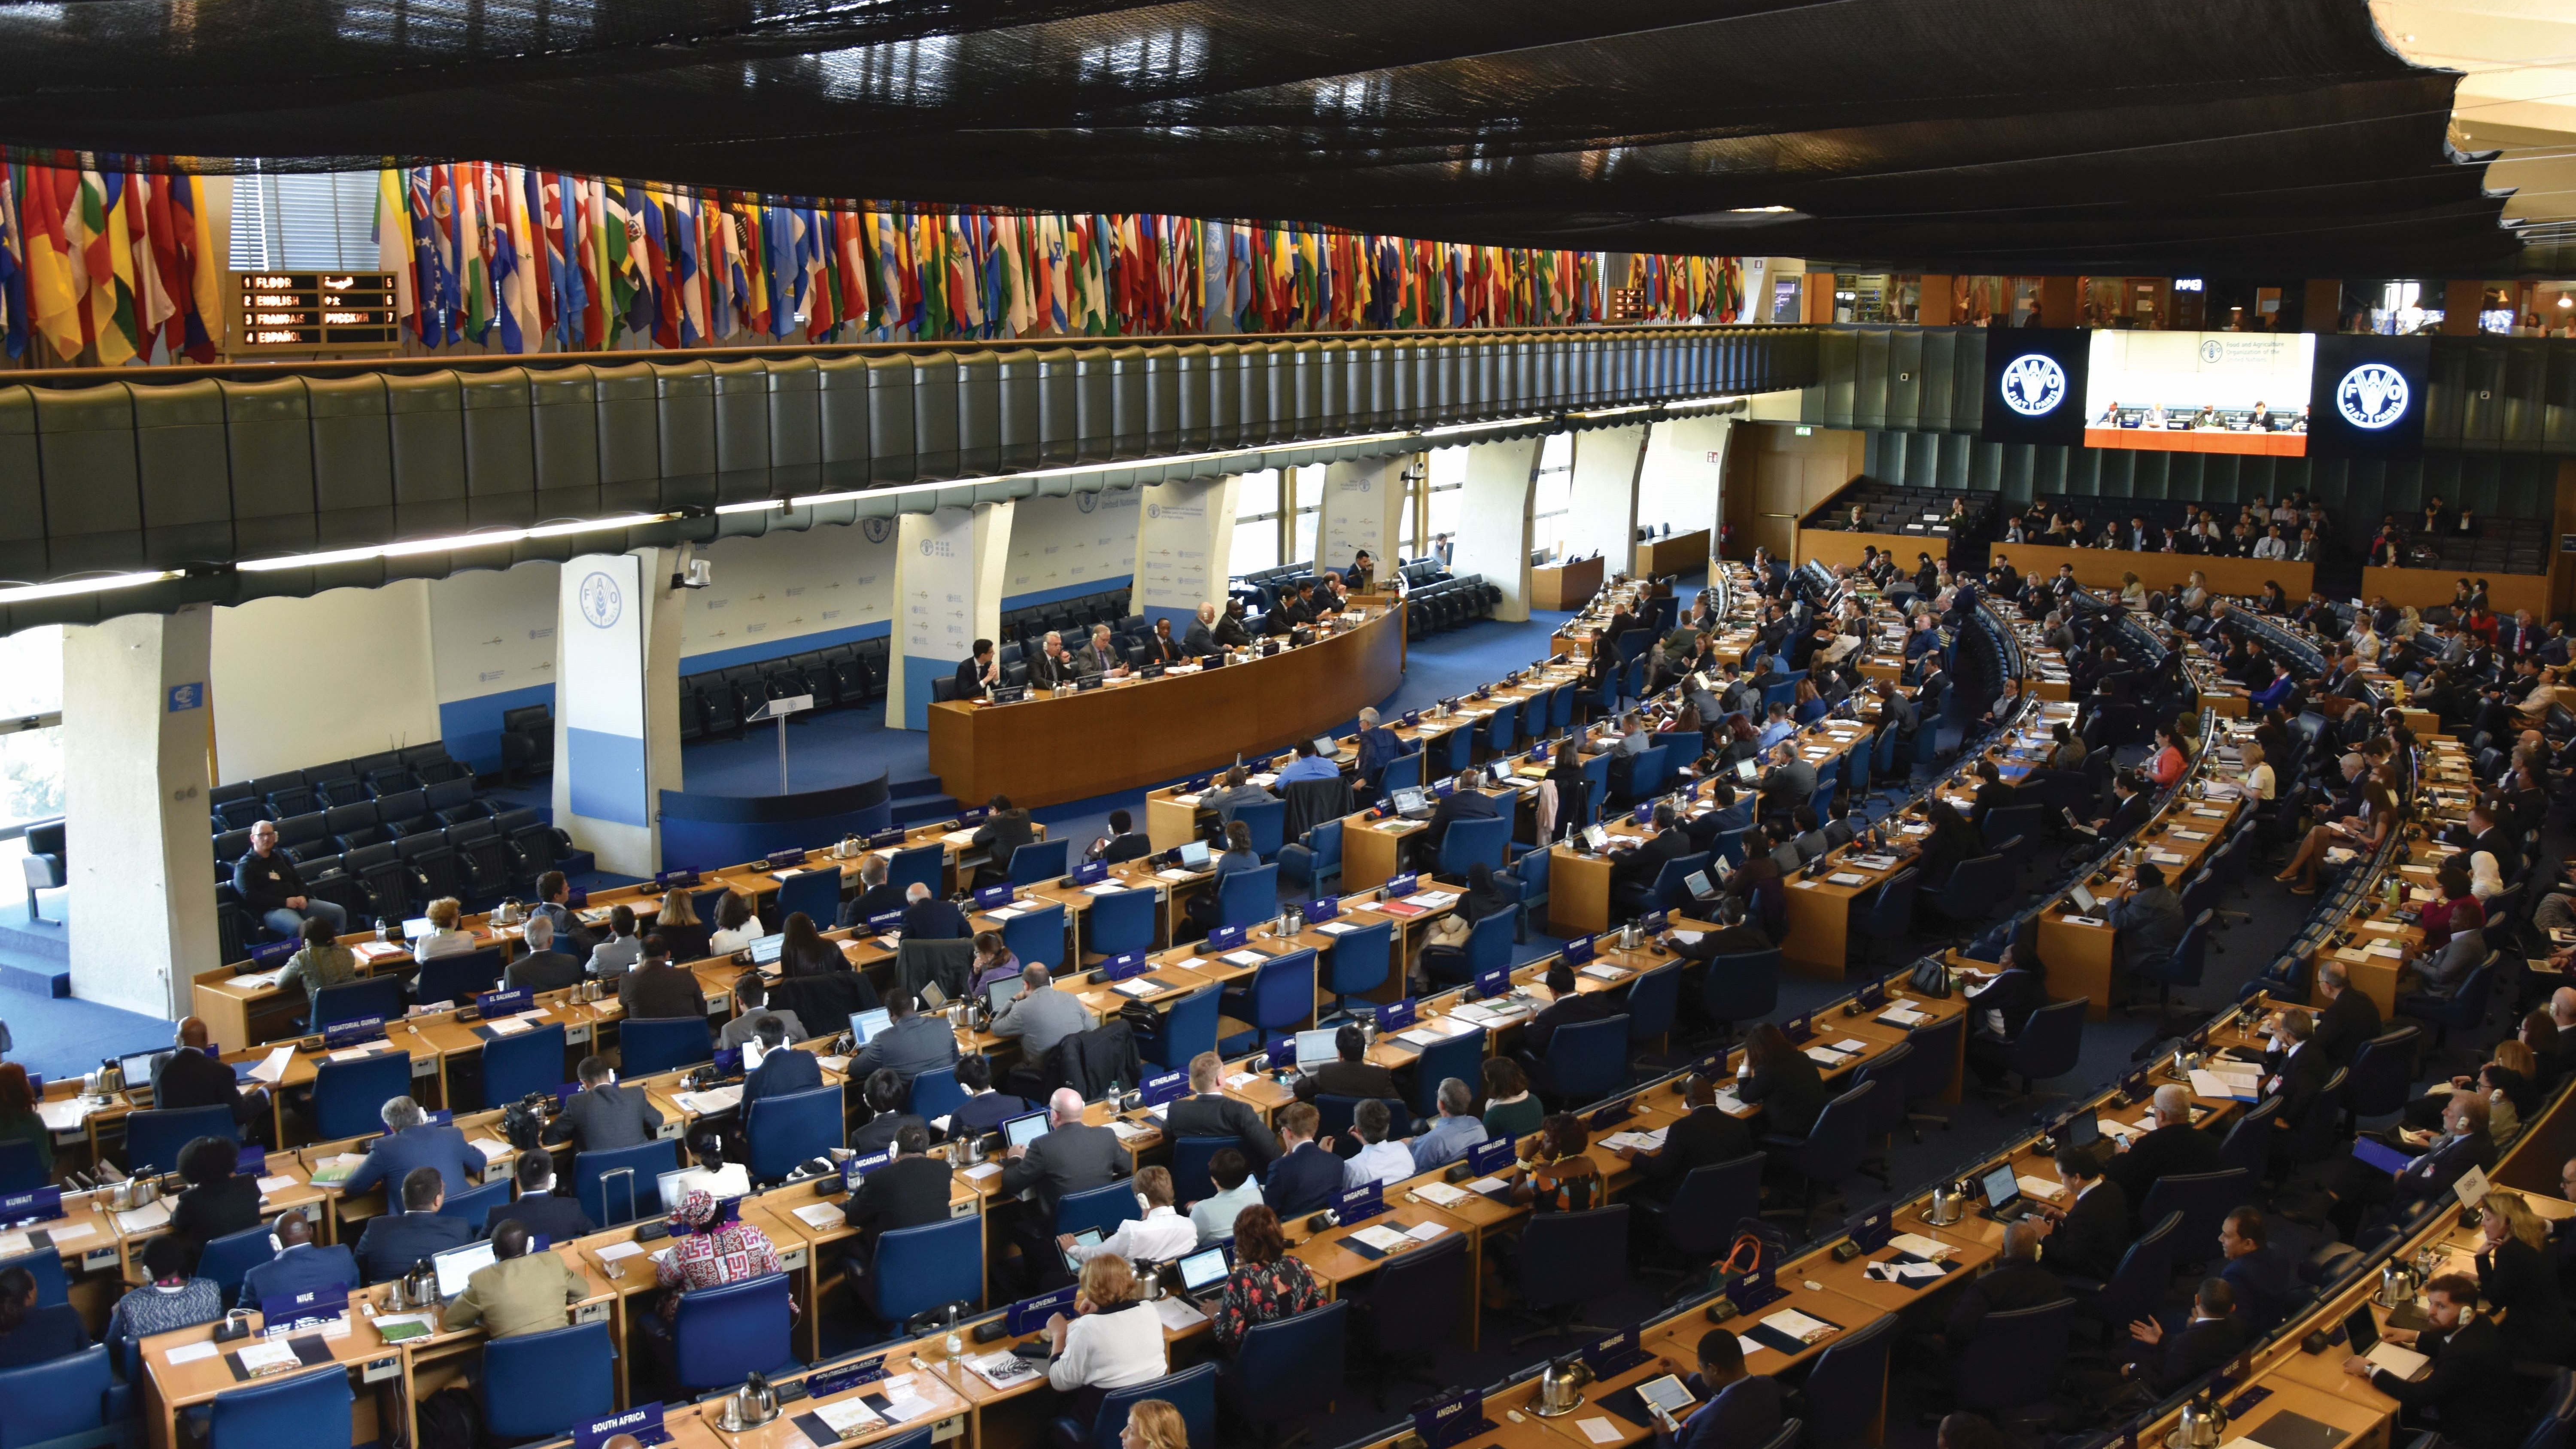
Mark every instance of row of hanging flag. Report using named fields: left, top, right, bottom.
left=0, top=157, right=1749, bottom=364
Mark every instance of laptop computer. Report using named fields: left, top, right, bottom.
left=402, top=917, right=434, bottom=942
left=848, top=1007, right=892, bottom=1044
left=431, top=1239, right=497, bottom=1300
left=1979, top=1163, right=2037, bottom=1221
left=1291, top=1028, right=1342, bottom=1072
left=1171, top=1243, right=1233, bottom=1307
left=2344, top=1304, right=2431, bottom=1379
left=1176, top=839, right=1214, bottom=871
left=1735, top=757, right=1759, bottom=783
left=747, top=933, right=786, bottom=964
left=1313, top=735, right=1339, bottom=758
left=919, top=981, right=947, bottom=1011
left=1001, top=1111, right=1051, bottom=1152
left=2068, top=882, right=2097, bottom=914
left=1388, top=786, right=1435, bottom=821
left=984, top=976, right=1025, bottom=1014
left=1059, top=1228, right=1104, bottom=1275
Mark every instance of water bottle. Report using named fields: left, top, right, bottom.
left=375, top=917, right=390, bottom=944
left=943, top=1305, right=964, bottom=1362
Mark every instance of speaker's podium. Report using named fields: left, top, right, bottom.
left=746, top=693, right=813, bottom=792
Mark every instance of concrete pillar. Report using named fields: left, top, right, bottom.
left=551, top=548, right=684, bottom=877
left=1454, top=436, right=1543, bottom=623
left=63, top=606, right=221, bottom=1017
left=1638, top=414, right=1736, bottom=573
left=1315, top=457, right=1401, bottom=586
left=1565, top=425, right=1646, bottom=566
left=889, top=506, right=984, bottom=732
left=1131, top=474, right=1242, bottom=632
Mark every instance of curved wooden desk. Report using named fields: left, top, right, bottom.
left=926, top=606, right=1407, bottom=808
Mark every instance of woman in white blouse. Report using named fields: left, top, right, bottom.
left=1045, top=1254, right=1167, bottom=1421
left=706, top=890, right=763, bottom=954
left=2470, top=851, right=2505, bottom=904
left=2349, top=620, right=2382, bottom=665
left=413, top=896, right=477, bottom=962
left=2239, top=741, right=2277, bottom=802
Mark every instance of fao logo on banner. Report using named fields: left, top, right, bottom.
left=1146, top=503, right=1162, bottom=519
left=2200, top=339, right=2225, bottom=364
left=1075, top=492, right=1099, bottom=513
left=577, top=571, right=622, bottom=629
left=860, top=517, right=894, bottom=544
left=2336, top=363, right=2410, bottom=430
left=1999, top=354, right=2067, bottom=417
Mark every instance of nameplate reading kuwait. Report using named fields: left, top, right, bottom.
left=232, top=272, right=401, bottom=350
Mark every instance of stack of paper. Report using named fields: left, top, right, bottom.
left=677, top=1085, right=743, bottom=1115
left=793, top=1202, right=847, bottom=1229
left=36, top=1098, right=92, bottom=1132
left=1153, top=1297, right=1209, bottom=1332
left=1761, top=1309, right=1839, bottom=1344
left=969, top=1352, right=1044, bottom=1389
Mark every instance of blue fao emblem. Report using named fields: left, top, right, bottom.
left=1075, top=491, right=1099, bottom=513
left=860, top=516, right=894, bottom=544
left=1998, top=354, right=2066, bottom=417
left=2199, top=339, right=2224, bottom=364
left=577, top=571, right=622, bottom=629
left=2336, top=363, right=2410, bottom=430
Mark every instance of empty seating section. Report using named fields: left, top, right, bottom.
left=679, top=637, right=892, bottom=742
left=1802, top=481, right=1996, bottom=544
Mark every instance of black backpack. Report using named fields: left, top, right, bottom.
left=415, top=1386, right=484, bottom=1449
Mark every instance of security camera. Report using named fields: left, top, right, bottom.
left=670, top=544, right=712, bottom=590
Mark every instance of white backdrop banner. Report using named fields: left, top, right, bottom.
left=559, top=553, right=649, bottom=828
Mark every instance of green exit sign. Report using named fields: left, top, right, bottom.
left=1794, top=426, right=1814, bottom=436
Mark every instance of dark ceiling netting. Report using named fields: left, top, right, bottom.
left=0, top=0, right=2520, bottom=274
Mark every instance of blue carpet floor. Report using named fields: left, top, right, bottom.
left=4, top=990, right=181, bottom=1083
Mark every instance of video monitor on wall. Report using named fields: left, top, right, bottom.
left=2081, top=331, right=2315, bottom=456
left=1979, top=328, right=2090, bottom=447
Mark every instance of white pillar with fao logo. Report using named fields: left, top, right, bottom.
left=552, top=548, right=683, bottom=876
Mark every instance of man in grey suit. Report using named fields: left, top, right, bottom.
left=1755, top=740, right=1818, bottom=825
left=999, top=1088, right=1131, bottom=1288
left=1026, top=632, right=1075, bottom=688
left=341, top=1096, right=480, bottom=1199
left=543, top=1055, right=664, bottom=1154
left=502, top=914, right=585, bottom=993
left=989, top=966, right=1095, bottom=1059
left=844, top=991, right=960, bottom=1090
left=1184, top=601, right=1221, bottom=657
left=1072, top=624, right=1129, bottom=681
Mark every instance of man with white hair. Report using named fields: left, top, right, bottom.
left=2105, top=1083, right=2219, bottom=1201
left=899, top=880, right=968, bottom=939
left=998, top=1087, right=1130, bottom=1288
left=340, top=1094, right=479, bottom=1198
left=1184, top=601, right=1221, bottom=657
left=1073, top=623, right=1130, bottom=681
left=503, top=911, right=584, bottom=993
left=1352, top=705, right=1405, bottom=788
left=2309, top=960, right=2381, bottom=1066
left=1027, top=629, right=1075, bottom=688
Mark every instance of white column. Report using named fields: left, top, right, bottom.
left=969, top=499, right=1016, bottom=648
left=63, top=606, right=221, bottom=1017
left=1453, top=436, right=1543, bottom=623
left=551, top=547, right=683, bottom=877
left=1640, top=413, right=1737, bottom=574
left=889, top=506, right=982, bottom=732
left=1315, top=456, right=1402, bottom=586
left=1132, top=474, right=1242, bottom=632
left=1565, top=425, right=1646, bottom=568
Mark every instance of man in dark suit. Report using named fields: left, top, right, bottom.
left=502, top=913, right=585, bottom=993
left=1756, top=741, right=1817, bottom=825
left=1519, top=963, right=1622, bottom=1061
left=1945, top=1219, right=2065, bottom=1351
left=1292, top=1024, right=1401, bottom=1104
left=2327, top=1093, right=2494, bottom=1240
left=1095, top=809, right=1154, bottom=866
left=485, top=1151, right=595, bottom=1243
left=1183, top=602, right=1221, bottom=658
left=1025, top=632, right=1076, bottom=687
left=1610, top=804, right=1695, bottom=916
left=955, top=639, right=999, bottom=697
left=1420, top=772, right=1501, bottom=860
left=838, top=857, right=911, bottom=931
left=1165, top=1051, right=1280, bottom=1171
left=2078, top=771, right=2153, bottom=841
left=1607, top=1074, right=1753, bottom=1207
left=545, top=1056, right=665, bottom=1154
left=2035, top=1146, right=2128, bottom=1281
left=998, top=1089, right=1131, bottom=1288
left=970, top=797, right=1038, bottom=888
left=843, top=1124, right=957, bottom=1287
left=947, top=1054, right=1029, bottom=1139
left=1965, top=760, right=2016, bottom=835
left=2309, top=962, right=2383, bottom=1067
left=2344, top=1273, right=2520, bottom=1449
left=620, top=936, right=706, bottom=1018
left=353, top=1167, right=473, bottom=1284
left=152, top=1017, right=270, bottom=1139
left=239, top=1212, right=360, bottom=1306
left=1262, top=1103, right=1345, bottom=1218
left=342, top=1097, right=480, bottom=1200
left=2441, top=805, right=2521, bottom=881
left=2260, top=1012, right=2339, bottom=1173
left=899, top=883, right=969, bottom=940
left=2104, top=1085, right=2218, bottom=1204
left=2123, top=1279, right=2247, bottom=1395
left=1652, top=1330, right=1783, bottom=1448
left=738, top=1015, right=825, bottom=1124
left=2217, top=1208, right=2301, bottom=1337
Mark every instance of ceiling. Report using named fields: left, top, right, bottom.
left=2376, top=0, right=2576, bottom=276
left=0, top=0, right=2537, bottom=277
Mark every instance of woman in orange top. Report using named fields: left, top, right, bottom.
left=2147, top=726, right=2187, bottom=789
